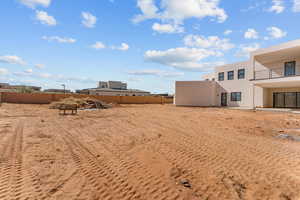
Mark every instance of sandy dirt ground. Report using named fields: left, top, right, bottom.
left=0, top=103, right=300, bottom=200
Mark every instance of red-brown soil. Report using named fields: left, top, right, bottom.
left=0, top=103, right=300, bottom=200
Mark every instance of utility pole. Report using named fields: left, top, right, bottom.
left=61, top=84, right=66, bottom=94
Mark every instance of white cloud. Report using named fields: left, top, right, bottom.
left=81, top=12, right=97, bottom=28
left=224, top=30, right=232, bottom=35
left=35, top=10, right=57, bottom=26
left=241, top=2, right=266, bottom=12
left=183, top=35, right=235, bottom=51
left=112, top=43, right=130, bottom=51
left=91, top=42, right=129, bottom=51
left=19, top=0, right=51, bottom=8
left=24, top=69, right=33, bottom=74
left=12, top=71, right=96, bottom=85
left=236, top=43, right=260, bottom=57
left=91, top=42, right=106, bottom=50
left=133, top=0, right=227, bottom=24
left=128, top=69, right=184, bottom=77
left=134, top=0, right=158, bottom=22
left=244, top=28, right=259, bottom=39
left=152, top=23, right=184, bottom=34
left=38, top=73, right=52, bottom=78
left=0, top=55, right=26, bottom=65
left=266, top=26, right=287, bottom=39
left=162, top=71, right=185, bottom=77
left=13, top=71, right=31, bottom=77
left=42, top=36, right=76, bottom=43
left=293, top=0, right=300, bottom=12
left=144, top=47, right=223, bottom=71
left=128, top=77, right=142, bottom=82
left=35, top=64, right=45, bottom=69
left=269, top=0, right=285, bottom=13
left=0, top=68, right=9, bottom=75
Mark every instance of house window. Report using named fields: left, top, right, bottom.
left=238, top=69, right=245, bottom=79
left=231, top=92, right=242, bottom=101
left=284, top=61, right=296, bottom=76
left=227, top=71, right=234, bottom=80
left=218, top=72, right=224, bottom=81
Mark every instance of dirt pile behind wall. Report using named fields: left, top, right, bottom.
left=49, top=97, right=113, bottom=109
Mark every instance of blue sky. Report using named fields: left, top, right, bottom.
left=0, top=0, right=299, bottom=93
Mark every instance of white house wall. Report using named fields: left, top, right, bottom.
left=175, top=39, right=300, bottom=108
left=215, top=61, right=254, bottom=108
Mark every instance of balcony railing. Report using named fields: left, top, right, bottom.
left=253, top=67, right=300, bottom=80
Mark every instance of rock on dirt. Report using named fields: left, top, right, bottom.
left=277, top=134, right=300, bottom=142
left=180, top=179, right=192, bottom=188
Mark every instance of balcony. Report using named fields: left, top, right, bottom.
left=253, top=67, right=300, bottom=80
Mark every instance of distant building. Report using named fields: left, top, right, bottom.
left=202, top=73, right=216, bottom=81
left=44, top=89, right=72, bottom=94
left=12, top=85, right=41, bottom=91
left=98, top=81, right=108, bottom=89
left=77, top=80, right=151, bottom=96
left=0, top=83, right=41, bottom=92
left=0, top=83, right=10, bottom=88
left=153, top=93, right=172, bottom=97
left=98, top=81, right=127, bottom=90
left=77, top=88, right=151, bottom=96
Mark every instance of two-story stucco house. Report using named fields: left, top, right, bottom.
left=175, top=39, right=300, bottom=109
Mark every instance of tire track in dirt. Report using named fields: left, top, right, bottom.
left=151, top=111, right=300, bottom=199
left=152, top=140, right=246, bottom=200
left=76, top=113, right=237, bottom=199
left=139, top=110, right=299, bottom=173
left=157, top=118, right=300, bottom=185
left=93, top=117, right=232, bottom=199
left=140, top=120, right=300, bottom=199
left=54, top=121, right=146, bottom=200
left=58, top=120, right=185, bottom=200
left=0, top=121, right=46, bottom=200
left=106, top=108, right=300, bottom=199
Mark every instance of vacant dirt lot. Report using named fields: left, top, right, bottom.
left=0, top=104, right=300, bottom=200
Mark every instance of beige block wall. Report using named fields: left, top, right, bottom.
left=175, top=81, right=217, bottom=106
left=0, top=92, right=171, bottom=104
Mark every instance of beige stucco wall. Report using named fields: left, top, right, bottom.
left=215, top=61, right=254, bottom=108
left=251, top=39, right=300, bottom=78
left=250, top=40, right=300, bottom=108
left=253, top=57, right=300, bottom=80
left=175, top=81, right=217, bottom=106
left=252, top=86, right=264, bottom=108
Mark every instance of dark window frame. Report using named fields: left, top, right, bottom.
left=273, top=92, right=300, bottom=108
left=238, top=69, right=245, bottom=79
left=284, top=61, right=296, bottom=77
left=231, top=92, right=242, bottom=102
left=218, top=72, right=224, bottom=81
left=227, top=71, right=234, bottom=80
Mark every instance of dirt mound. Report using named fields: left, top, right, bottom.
left=49, top=97, right=113, bottom=110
